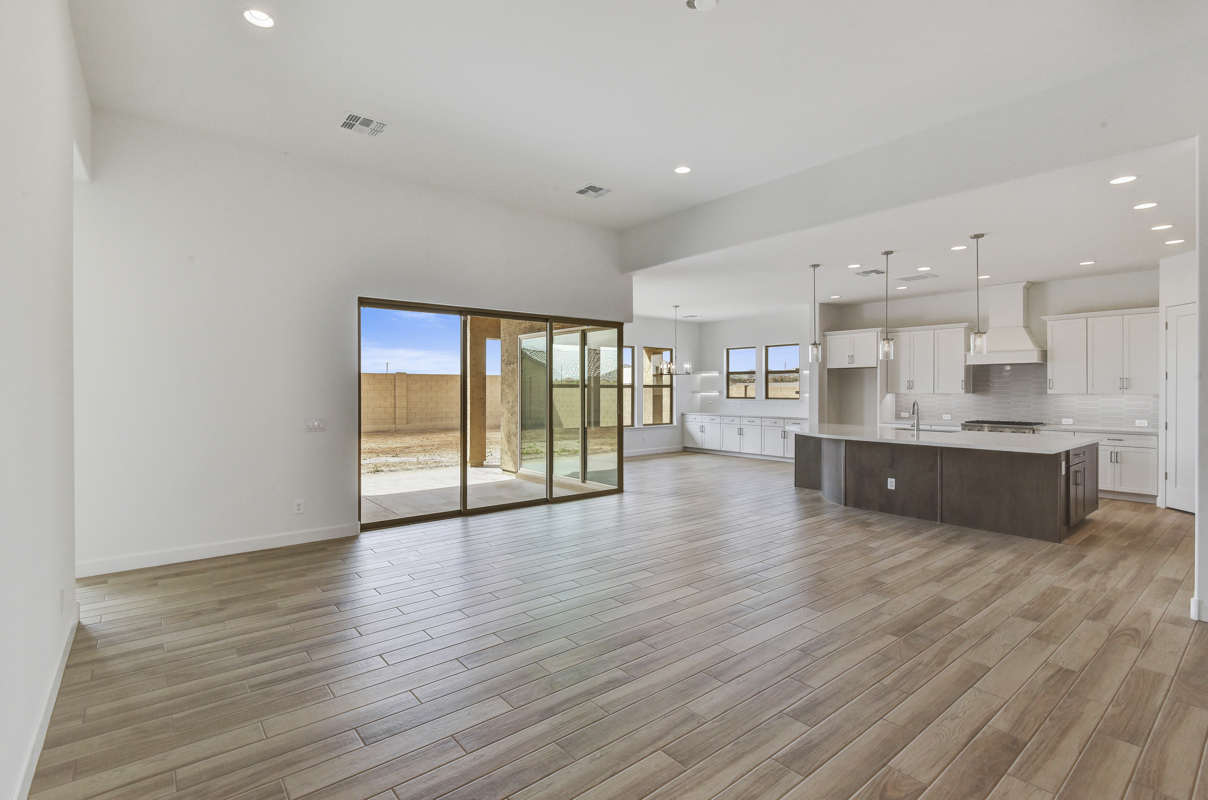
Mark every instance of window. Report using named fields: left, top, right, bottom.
left=765, top=344, right=801, bottom=399
left=642, top=346, right=674, bottom=425
left=726, top=347, right=757, bottom=399
left=621, top=346, right=634, bottom=427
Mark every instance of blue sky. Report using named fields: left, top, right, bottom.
left=360, top=308, right=500, bottom=375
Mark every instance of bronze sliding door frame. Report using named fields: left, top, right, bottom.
left=358, top=298, right=622, bottom=531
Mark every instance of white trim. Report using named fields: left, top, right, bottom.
left=1192, top=596, right=1202, bottom=622
left=75, top=522, right=359, bottom=578
left=624, top=446, right=685, bottom=458
left=683, top=447, right=794, bottom=463
left=15, top=606, right=78, bottom=800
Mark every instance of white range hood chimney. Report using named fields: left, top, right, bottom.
left=965, top=281, right=1047, bottom=365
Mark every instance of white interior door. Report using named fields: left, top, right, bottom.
left=1166, top=303, right=1197, bottom=512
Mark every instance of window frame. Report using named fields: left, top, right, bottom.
left=642, top=346, right=675, bottom=426
left=621, top=345, right=634, bottom=427
left=764, top=343, right=801, bottom=400
left=726, top=346, right=758, bottom=399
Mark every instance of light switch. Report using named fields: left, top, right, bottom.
left=306, top=419, right=325, bottom=432
left=1135, top=420, right=1149, bottom=427
left=942, top=414, right=951, bottom=420
left=1062, top=419, right=1074, bottom=425
left=887, top=478, right=896, bottom=490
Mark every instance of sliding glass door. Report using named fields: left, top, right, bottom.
left=359, top=300, right=621, bottom=528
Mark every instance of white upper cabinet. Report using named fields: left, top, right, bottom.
left=1045, top=309, right=1158, bottom=395
left=933, top=326, right=970, bottom=394
left=825, top=329, right=880, bottom=369
left=886, top=324, right=967, bottom=393
left=1047, top=318, right=1087, bottom=394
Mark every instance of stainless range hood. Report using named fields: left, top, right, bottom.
left=965, top=281, right=1047, bottom=365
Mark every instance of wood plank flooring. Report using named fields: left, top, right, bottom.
left=32, top=452, right=1204, bottom=800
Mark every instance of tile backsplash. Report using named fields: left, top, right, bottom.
left=893, top=363, right=1158, bottom=428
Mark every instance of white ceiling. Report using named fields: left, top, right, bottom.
left=632, top=139, right=1196, bottom=320
left=70, top=1, right=1208, bottom=230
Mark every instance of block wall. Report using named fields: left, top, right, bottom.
left=360, top=373, right=501, bottom=433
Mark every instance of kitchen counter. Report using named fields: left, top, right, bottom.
left=887, top=420, right=1156, bottom=436
left=791, top=425, right=1098, bottom=542
left=787, top=423, right=1101, bottom=455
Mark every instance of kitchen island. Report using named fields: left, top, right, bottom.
left=786, top=423, right=1101, bottom=542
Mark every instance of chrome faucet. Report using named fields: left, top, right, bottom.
left=911, top=401, right=920, bottom=437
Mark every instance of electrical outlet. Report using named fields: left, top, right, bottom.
left=642, top=434, right=647, bottom=442
left=887, top=478, right=896, bottom=490
left=305, top=419, right=325, bottom=432
left=1062, top=418, right=1074, bottom=425
left=1135, top=420, right=1149, bottom=427
left=942, top=414, right=951, bottom=420
left=900, top=412, right=908, bottom=418
left=294, top=499, right=305, bottom=514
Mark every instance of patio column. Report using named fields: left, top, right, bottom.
left=467, top=317, right=500, bottom=467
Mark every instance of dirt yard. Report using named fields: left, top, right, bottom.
left=360, top=430, right=501, bottom=474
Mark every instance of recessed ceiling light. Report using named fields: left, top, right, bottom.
left=978, top=275, right=990, bottom=279
left=830, top=295, right=841, bottom=299
left=1079, top=261, right=1095, bottom=265
left=1166, top=240, right=1186, bottom=245
left=896, top=286, right=908, bottom=290
left=1133, top=202, right=1158, bottom=210
left=847, top=264, right=860, bottom=269
left=917, top=266, right=931, bottom=271
left=243, top=9, right=274, bottom=27
left=1110, top=176, right=1137, bottom=184
left=674, top=166, right=691, bottom=174
left=951, top=245, right=967, bottom=251
left=1151, top=225, right=1173, bottom=231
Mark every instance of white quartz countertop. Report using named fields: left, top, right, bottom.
left=785, top=423, right=1101, bottom=455
left=885, top=421, right=1156, bottom=436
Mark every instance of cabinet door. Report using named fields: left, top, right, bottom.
left=683, top=421, right=703, bottom=448
left=740, top=426, right=762, bottom=454
left=1122, top=313, right=1159, bottom=394
left=934, top=327, right=968, bottom=394
left=700, top=423, right=720, bottom=450
left=1098, top=446, right=1115, bottom=491
left=1116, top=447, right=1158, bottom=495
left=761, top=426, right=785, bottom=457
left=826, top=334, right=852, bottom=369
left=1069, top=462, right=1086, bottom=523
left=1047, top=318, right=1088, bottom=394
left=1087, top=315, right=1123, bottom=394
left=852, top=331, right=879, bottom=367
left=887, top=333, right=910, bottom=392
left=721, top=424, right=741, bottom=452
left=910, top=330, right=935, bottom=394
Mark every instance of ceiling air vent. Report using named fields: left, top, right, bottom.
left=341, top=114, right=387, bottom=137
left=854, top=269, right=885, bottom=277
left=575, top=185, right=611, bottom=199
left=896, top=273, right=938, bottom=282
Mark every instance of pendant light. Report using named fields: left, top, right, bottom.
left=879, top=251, right=895, bottom=361
left=657, top=305, right=692, bottom=376
left=970, top=234, right=988, bottom=356
left=808, top=263, right=823, bottom=363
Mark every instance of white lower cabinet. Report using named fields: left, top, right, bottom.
left=682, top=415, right=721, bottom=449
left=740, top=419, right=762, bottom=455
left=721, top=417, right=741, bottom=452
left=1098, top=434, right=1159, bottom=495
left=681, top=414, right=799, bottom=458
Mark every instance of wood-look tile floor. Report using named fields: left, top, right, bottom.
left=33, top=452, right=1204, bottom=800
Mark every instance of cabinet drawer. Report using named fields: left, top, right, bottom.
left=1069, top=446, right=1090, bottom=465
left=702, top=416, right=720, bottom=423
left=784, top=418, right=807, bottom=426
left=721, top=416, right=740, bottom=424
left=684, top=414, right=701, bottom=422
left=741, top=417, right=762, bottom=425
left=1097, top=434, right=1157, bottom=449
left=761, top=418, right=785, bottom=426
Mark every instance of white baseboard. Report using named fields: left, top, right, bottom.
left=624, top=446, right=685, bottom=458
left=15, top=605, right=78, bottom=800
left=683, top=447, right=793, bottom=463
left=75, top=522, right=359, bottom=578
left=1193, top=596, right=1202, bottom=622
left=1100, top=490, right=1158, bottom=504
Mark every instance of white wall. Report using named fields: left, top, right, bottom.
left=622, top=315, right=701, bottom=456
left=832, top=269, right=1160, bottom=347
left=1, top=1, right=81, bottom=797
left=694, top=308, right=813, bottom=419
left=73, top=109, right=631, bottom=576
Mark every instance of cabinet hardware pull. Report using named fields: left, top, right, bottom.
left=961, top=379, right=965, bottom=390
left=1049, top=378, right=1053, bottom=390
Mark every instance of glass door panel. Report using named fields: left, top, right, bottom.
left=552, top=330, right=583, bottom=496
left=585, top=327, right=619, bottom=488
left=466, top=317, right=548, bottom=510
left=359, top=306, right=462, bottom=524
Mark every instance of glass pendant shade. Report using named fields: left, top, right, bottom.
left=879, top=336, right=894, bottom=361
left=808, top=341, right=823, bottom=363
left=971, top=331, right=988, bottom=356
left=682, top=361, right=692, bottom=374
